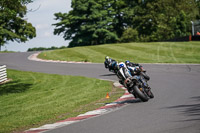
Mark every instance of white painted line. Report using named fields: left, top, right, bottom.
left=125, top=90, right=129, bottom=93
left=78, top=109, right=108, bottom=117
left=120, top=94, right=134, bottom=99
left=105, top=103, right=118, bottom=106
left=113, top=82, right=121, bottom=86
left=28, top=52, right=102, bottom=64
left=28, top=121, right=77, bottom=131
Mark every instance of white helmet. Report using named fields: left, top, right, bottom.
left=119, top=62, right=126, bottom=68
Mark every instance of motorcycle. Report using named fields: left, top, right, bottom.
left=127, top=65, right=150, bottom=81
left=104, top=59, right=119, bottom=74
left=117, top=64, right=154, bottom=102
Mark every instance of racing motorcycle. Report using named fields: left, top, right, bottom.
left=104, top=59, right=119, bottom=74
left=128, top=65, right=150, bottom=81
left=117, top=63, right=154, bottom=102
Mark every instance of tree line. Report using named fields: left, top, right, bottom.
left=27, top=46, right=67, bottom=51
left=1, top=0, right=200, bottom=50
left=53, top=0, right=200, bottom=47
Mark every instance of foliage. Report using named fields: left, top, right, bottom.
left=0, top=0, right=36, bottom=49
left=133, top=0, right=197, bottom=41
left=120, top=28, right=138, bottom=42
left=53, top=0, right=199, bottom=47
left=196, top=0, right=200, bottom=19
left=27, top=46, right=68, bottom=52
left=53, top=0, right=119, bottom=47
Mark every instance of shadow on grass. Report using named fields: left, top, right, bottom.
left=0, top=80, right=32, bottom=95
left=165, top=96, right=200, bottom=122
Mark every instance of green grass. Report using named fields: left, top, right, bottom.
left=0, top=51, right=15, bottom=53
left=38, top=42, right=200, bottom=64
left=0, top=70, right=124, bottom=133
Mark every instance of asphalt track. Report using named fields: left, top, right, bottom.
left=0, top=52, right=200, bottom=133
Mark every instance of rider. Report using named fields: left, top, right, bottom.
left=118, top=62, right=153, bottom=99
left=125, top=60, right=139, bottom=76
left=117, top=62, right=149, bottom=98
left=125, top=60, right=150, bottom=81
left=104, top=56, right=117, bottom=72
left=125, top=60, right=139, bottom=67
left=117, top=62, right=134, bottom=93
left=104, top=56, right=110, bottom=68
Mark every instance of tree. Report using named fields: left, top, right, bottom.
left=130, top=0, right=198, bottom=41
left=53, top=0, right=118, bottom=47
left=54, top=0, right=199, bottom=46
left=0, top=0, right=36, bottom=51
left=111, top=0, right=127, bottom=37
left=195, top=0, right=200, bottom=19
left=120, top=27, right=138, bottom=42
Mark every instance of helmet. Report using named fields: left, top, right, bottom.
left=119, top=62, right=125, bottom=68
left=134, top=66, right=140, bottom=74
left=125, top=60, right=130, bottom=66
left=105, top=56, right=109, bottom=60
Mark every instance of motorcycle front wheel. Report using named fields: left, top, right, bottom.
left=147, top=89, right=154, bottom=99
left=133, top=86, right=149, bottom=102
left=141, top=72, right=150, bottom=81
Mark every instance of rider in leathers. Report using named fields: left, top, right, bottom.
left=125, top=60, right=150, bottom=81
left=104, top=56, right=117, bottom=71
left=117, top=62, right=151, bottom=98
left=125, top=60, right=139, bottom=67
left=117, top=62, right=134, bottom=93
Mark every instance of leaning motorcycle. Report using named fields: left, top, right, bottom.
left=128, top=65, right=150, bottom=81
left=109, top=61, right=119, bottom=74
left=105, top=60, right=119, bottom=74
left=118, top=66, right=154, bottom=102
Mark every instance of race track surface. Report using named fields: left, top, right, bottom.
left=0, top=52, right=200, bottom=133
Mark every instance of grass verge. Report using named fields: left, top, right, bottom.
left=0, top=69, right=124, bottom=133
left=38, top=42, right=200, bottom=64
left=0, top=51, right=15, bottom=53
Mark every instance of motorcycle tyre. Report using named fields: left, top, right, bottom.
left=133, top=86, right=149, bottom=102
left=147, top=89, right=154, bottom=99
left=141, top=72, right=150, bottom=81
